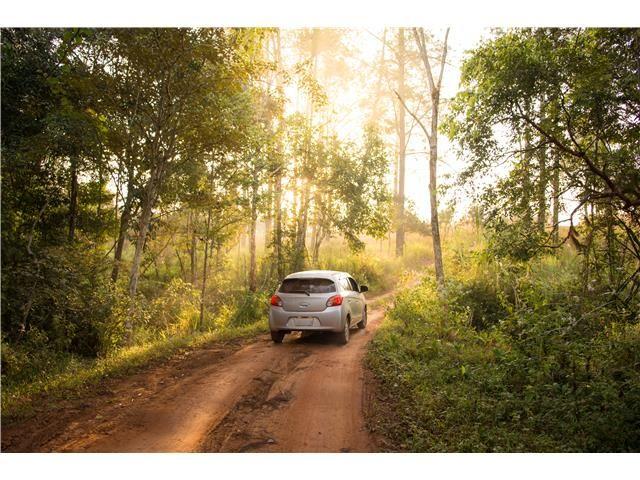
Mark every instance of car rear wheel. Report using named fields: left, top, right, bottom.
left=357, top=307, right=367, bottom=329
left=271, top=330, right=285, bottom=343
left=338, top=317, right=350, bottom=345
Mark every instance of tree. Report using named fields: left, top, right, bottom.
left=242, top=96, right=280, bottom=292
left=96, top=30, right=260, bottom=297
left=395, top=28, right=408, bottom=257
left=2, top=29, right=115, bottom=353
left=395, top=27, right=449, bottom=287
left=271, top=29, right=286, bottom=281
left=301, top=123, right=392, bottom=255
left=331, top=124, right=393, bottom=250
left=445, top=28, right=640, bottom=298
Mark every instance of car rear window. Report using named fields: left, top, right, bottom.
left=279, top=278, right=336, bottom=294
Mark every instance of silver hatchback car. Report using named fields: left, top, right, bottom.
left=269, top=270, right=369, bottom=344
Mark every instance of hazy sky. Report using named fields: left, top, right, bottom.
left=282, top=27, right=492, bottom=222
left=404, top=27, right=491, bottom=220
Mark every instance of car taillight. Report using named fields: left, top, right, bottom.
left=326, top=295, right=343, bottom=307
left=270, top=295, right=283, bottom=307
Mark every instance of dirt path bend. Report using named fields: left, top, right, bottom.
left=2, top=292, right=394, bottom=453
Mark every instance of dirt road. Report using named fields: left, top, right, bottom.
left=2, top=293, right=392, bottom=453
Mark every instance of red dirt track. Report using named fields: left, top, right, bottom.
left=2, top=293, right=394, bottom=453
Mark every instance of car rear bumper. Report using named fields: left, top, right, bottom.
left=269, top=306, right=344, bottom=332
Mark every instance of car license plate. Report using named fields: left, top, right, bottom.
left=294, top=317, right=313, bottom=326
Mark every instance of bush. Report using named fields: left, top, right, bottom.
left=367, top=253, right=640, bottom=452
left=443, top=277, right=507, bottom=330
left=146, top=278, right=201, bottom=335
left=320, top=250, right=400, bottom=293
left=1, top=244, right=121, bottom=358
left=1, top=330, right=87, bottom=389
left=402, top=240, right=433, bottom=269
left=210, top=290, right=270, bottom=329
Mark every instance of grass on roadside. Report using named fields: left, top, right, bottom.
left=366, top=254, right=640, bottom=452
left=2, top=320, right=266, bottom=420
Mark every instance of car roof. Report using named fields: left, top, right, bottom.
left=284, top=270, right=349, bottom=280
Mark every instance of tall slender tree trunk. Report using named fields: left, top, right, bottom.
left=129, top=162, right=164, bottom=300
left=112, top=151, right=136, bottom=283
left=537, top=149, right=547, bottom=232
left=175, top=249, right=186, bottom=279
left=128, top=197, right=153, bottom=298
left=292, top=29, right=320, bottom=271
left=311, top=222, right=319, bottom=266
left=68, top=158, right=79, bottom=242
left=395, top=28, right=407, bottom=258
left=248, top=182, right=258, bottom=293
left=97, top=165, right=104, bottom=220
left=189, top=210, right=198, bottom=285
left=273, top=29, right=285, bottom=281
left=199, top=160, right=219, bottom=329
left=312, top=222, right=324, bottom=266
left=536, top=102, right=547, bottom=232
left=199, top=206, right=212, bottom=330
left=521, top=129, right=533, bottom=227
left=429, top=102, right=445, bottom=287
left=274, top=168, right=284, bottom=280
left=264, top=181, right=273, bottom=249
left=111, top=180, right=134, bottom=282
left=552, top=154, right=561, bottom=244
left=412, top=27, right=448, bottom=288
left=294, top=182, right=309, bottom=271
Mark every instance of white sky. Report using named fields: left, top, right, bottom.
left=405, top=27, right=491, bottom=220
left=281, top=27, right=491, bottom=222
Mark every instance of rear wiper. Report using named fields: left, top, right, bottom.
left=290, top=290, right=311, bottom=296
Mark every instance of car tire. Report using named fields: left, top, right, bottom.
left=357, top=307, right=367, bottom=329
left=338, top=317, right=350, bottom=345
left=271, top=330, right=285, bottom=343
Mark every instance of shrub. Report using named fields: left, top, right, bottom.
left=367, top=252, right=640, bottom=452
left=443, top=277, right=507, bottom=330
left=147, top=278, right=201, bottom=335
left=320, top=251, right=400, bottom=293
left=216, top=291, right=270, bottom=328
left=1, top=244, right=120, bottom=357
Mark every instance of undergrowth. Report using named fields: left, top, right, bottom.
left=2, top=320, right=265, bottom=420
left=367, top=245, right=640, bottom=452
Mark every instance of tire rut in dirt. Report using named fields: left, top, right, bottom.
left=199, top=348, right=310, bottom=452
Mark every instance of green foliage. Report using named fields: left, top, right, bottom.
left=321, top=251, right=398, bottom=293
left=2, top=320, right=266, bottom=420
left=327, top=124, right=392, bottom=251
left=368, top=249, right=640, bottom=452
left=1, top=29, right=114, bottom=252
left=1, top=245, right=121, bottom=358
left=225, top=292, right=271, bottom=327
left=136, top=279, right=202, bottom=339
left=443, top=277, right=507, bottom=331
left=444, top=28, right=640, bottom=265
left=283, top=116, right=392, bottom=260
left=314, top=235, right=432, bottom=293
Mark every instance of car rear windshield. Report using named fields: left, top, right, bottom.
left=279, top=278, right=336, bottom=294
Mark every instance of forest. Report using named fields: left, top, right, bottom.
left=2, top=27, right=639, bottom=452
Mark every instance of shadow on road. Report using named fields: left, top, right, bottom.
left=283, top=329, right=367, bottom=346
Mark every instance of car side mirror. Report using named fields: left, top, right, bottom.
left=360, top=285, right=368, bottom=293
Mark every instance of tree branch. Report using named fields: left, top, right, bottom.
left=436, top=28, right=450, bottom=92
left=393, top=89, right=431, bottom=143
left=412, top=28, right=436, bottom=95
left=514, top=102, right=639, bottom=212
